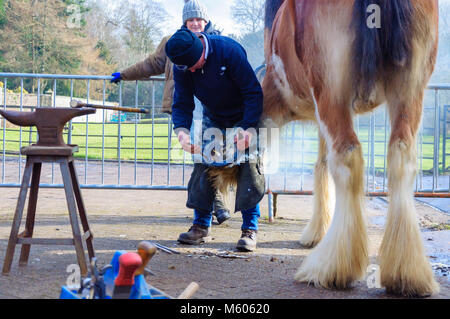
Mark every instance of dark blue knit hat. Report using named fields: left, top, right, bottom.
left=165, top=29, right=204, bottom=69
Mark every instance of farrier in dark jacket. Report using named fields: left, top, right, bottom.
left=169, top=31, right=265, bottom=213
left=166, top=29, right=265, bottom=251
left=171, top=33, right=263, bottom=131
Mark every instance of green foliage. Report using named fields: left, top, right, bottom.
left=0, top=51, right=5, bottom=66
left=96, top=40, right=114, bottom=65
left=0, top=0, right=168, bottom=103
left=0, top=0, right=115, bottom=97
left=0, top=0, right=6, bottom=27
left=62, top=0, right=90, bottom=28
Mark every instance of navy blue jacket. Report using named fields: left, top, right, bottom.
left=171, top=34, right=263, bottom=131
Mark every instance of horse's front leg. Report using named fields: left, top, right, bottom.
left=295, top=94, right=368, bottom=289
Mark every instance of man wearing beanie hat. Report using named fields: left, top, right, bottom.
left=183, top=0, right=209, bottom=25
left=110, top=1, right=231, bottom=225
left=165, top=28, right=264, bottom=252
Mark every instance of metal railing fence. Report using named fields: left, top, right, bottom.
left=1, top=73, right=449, bottom=203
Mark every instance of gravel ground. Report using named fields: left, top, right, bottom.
left=0, top=186, right=448, bottom=299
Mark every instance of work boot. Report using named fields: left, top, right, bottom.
left=213, top=209, right=231, bottom=225
left=236, top=229, right=257, bottom=252
left=177, top=224, right=211, bottom=245
left=212, top=190, right=231, bottom=225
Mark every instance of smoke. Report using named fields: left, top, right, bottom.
left=262, top=120, right=320, bottom=191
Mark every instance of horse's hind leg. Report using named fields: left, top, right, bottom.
left=300, top=133, right=334, bottom=248
left=295, top=96, right=368, bottom=288
left=380, top=92, right=439, bottom=296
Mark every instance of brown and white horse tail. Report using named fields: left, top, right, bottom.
left=207, top=166, right=239, bottom=196
left=351, top=0, right=414, bottom=102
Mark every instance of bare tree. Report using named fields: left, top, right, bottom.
left=439, top=1, right=450, bottom=44
left=85, top=0, right=168, bottom=67
left=229, top=0, right=265, bottom=68
left=231, top=0, right=265, bottom=34
left=121, top=0, right=168, bottom=62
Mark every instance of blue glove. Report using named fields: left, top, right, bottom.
left=111, top=72, right=122, bottom=84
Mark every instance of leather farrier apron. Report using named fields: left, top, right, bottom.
left=186, top=111, right=265, bottom=212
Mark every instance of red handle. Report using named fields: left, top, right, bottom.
left=114, top=252, right=142, bottom=286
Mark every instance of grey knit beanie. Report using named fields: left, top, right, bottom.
left=183, top=0, right=209, bottom=24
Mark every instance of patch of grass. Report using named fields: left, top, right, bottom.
left=0, top=121, right=188, bottom=163
left=0, top=121, right=447, bottom=172
left=429, top=223, right=450, bottom=231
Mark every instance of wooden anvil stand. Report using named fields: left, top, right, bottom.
left=0, top=107, right=96, bottom=276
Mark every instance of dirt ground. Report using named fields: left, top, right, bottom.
left=0, top=186, right=449, bottom=299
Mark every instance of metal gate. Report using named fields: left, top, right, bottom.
left=1, top=73, right=449, bottom=218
